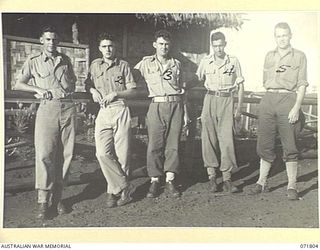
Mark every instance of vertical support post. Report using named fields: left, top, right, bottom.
left=3, top=37, right=9, bottom=90
left=122, top=25, right=128, bottom=58
left=85, top=48, right=90, bottom=72
left=245, top=93, right=252, bottom=132
left=308, top=105, right=313, bottom=122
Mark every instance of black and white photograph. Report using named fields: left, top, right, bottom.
left=1, top=11, right=318, bottom=230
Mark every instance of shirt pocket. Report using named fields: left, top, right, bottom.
left=31, top=68, right=51, bottom=88
left=264, top=60, right=276, bottom=69
left=281, top=63, right=300, bottom=84
left=204, top=67, right=217, bottom=82
left=93, top=71, right=104, bottom=79
left=145, top=68, right=161, bottom=85
left=33, top=68, right=51, bottom=79
left=167, top=68, right=180, bottom=90
left=93, top=71, right=104, bottom=88
left=112, top=75, right=125, bottom=91
left=222, top=64, right=236, bottom=84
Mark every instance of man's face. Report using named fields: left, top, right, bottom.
left=40, top=32, right=59, bottom=54
left=99, top=39, right=116, bottom=60
left=153, top=37, right=171, bottom=57
left=212, top=39, right=226, bottom=58
left=275, top=28, right=291, bottom=49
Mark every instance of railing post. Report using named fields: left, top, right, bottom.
left=245, top=93, right=253, bottom=132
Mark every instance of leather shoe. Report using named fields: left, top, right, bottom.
left=106, top=193, right=118, bottom=208
left=117, top=185, right=133, bottom=206
left=222, top=180, right=239, bottom=193
left=146, top=181, right=160, bottom=198
left=36, top=203, right=48, bottom=220
left=209, top=177, right=218, bottom=193
left=165, top=180, right=181, bottom=198
left=287, top=189, right=299, bottom=200
left=57, top=202, right=67, bottom=215
left=248, top=183, right=270, bottom=195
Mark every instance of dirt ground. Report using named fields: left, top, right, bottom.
left=3, top=132, right=319, bottom=228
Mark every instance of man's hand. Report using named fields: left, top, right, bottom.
left=288, top=105, right=300, bottom=124
left=234, top=107, right=241, bottom=121
left=34, top=89, right=52, bottom=100
left=183, top=109, right=191, bottom=128
left=100, top=92, right=117, bottom=108
left=183, top=104, right=191, bottom=136
left=43, top=91, right=53, bottom=100
left=50, top=88, right=67, bottom=99
left=90, top=88, right=103, bottom=103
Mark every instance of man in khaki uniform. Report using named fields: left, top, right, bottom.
left=85, top=32, right=137, bottom=207
left=15, top=26, right=77, bottom=219
left=134, top=30, right=185, bottom=198
left=196, top=32, right=244, bottom=193
left=251, top=22, right=308, bottom=200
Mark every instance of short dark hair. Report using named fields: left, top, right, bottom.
left=97, top=32, right=116, bottom=45
left=154, top=30, right=172, bottom=42
left=210, top=32, right=226, bottom=43
left=274, top=22, right=292, bottom=34
left=40, top=25, right=58, bottom=37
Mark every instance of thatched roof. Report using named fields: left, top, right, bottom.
left=135, top=13, right=246, bottom=30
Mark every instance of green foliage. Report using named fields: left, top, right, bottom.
left=136, top=13, right=247, bottom=30
left=12, top=109, right=33, bottom=134
left=10, top=103, right=35, bottom=135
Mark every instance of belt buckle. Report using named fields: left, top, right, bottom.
left=215, top=91, right=221, bottom=97
left=165, top=96, right=169, bottom=102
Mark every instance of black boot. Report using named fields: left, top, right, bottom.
left=146, top=181, right=161, bottom=198
left=165, top=180, right=181, bottom=198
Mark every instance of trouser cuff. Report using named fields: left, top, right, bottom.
left=222, top=171, right=231, bottom=182
left=165, top=172, right=175, bottom=182
left=206, top=167, right=216, bottom=179
left=151, top=177, right=160, bottom=183
left=38, top=189, right=51, bottom=203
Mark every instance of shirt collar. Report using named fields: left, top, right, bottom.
left=41, top=51, right=62, bottom=62
left=273, top=46, right=294, bottom=57
left=209, top=53, right=230, bottom=65
left=152, top=54, right=176, bottom=68
left=101, top=57, right=120, bottom=67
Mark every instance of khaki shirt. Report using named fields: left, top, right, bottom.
left=85, top=58, right=136, bottom=97
left=196, top=54, right=244, bottom=91
left=134, top=55, right=183, bottom=97
left=263, top=47, right=308, bottom=91
left=18, top=52, right=76, bottom=93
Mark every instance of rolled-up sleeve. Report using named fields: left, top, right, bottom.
left=17, top=58, right=32, bottom=84
left=123, top=63, right=136, bottom=89
left=234, top=58, right=245, bottom=85
left=297, top=53, right=308, bottom=88
left=196, top=59, right=205, bottom=81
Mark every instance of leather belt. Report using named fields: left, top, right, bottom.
left=152, top=95, right=181, bottom=103
left=101, top=100, right=125, bottom=109
left=267, top=89, right=294, bottom=93
left=207, top=90, right=233, bottom=97
left=41, top=98, right=74, bottom=103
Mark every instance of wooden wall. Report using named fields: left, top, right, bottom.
left=3, top=35, right=89, bottom=91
